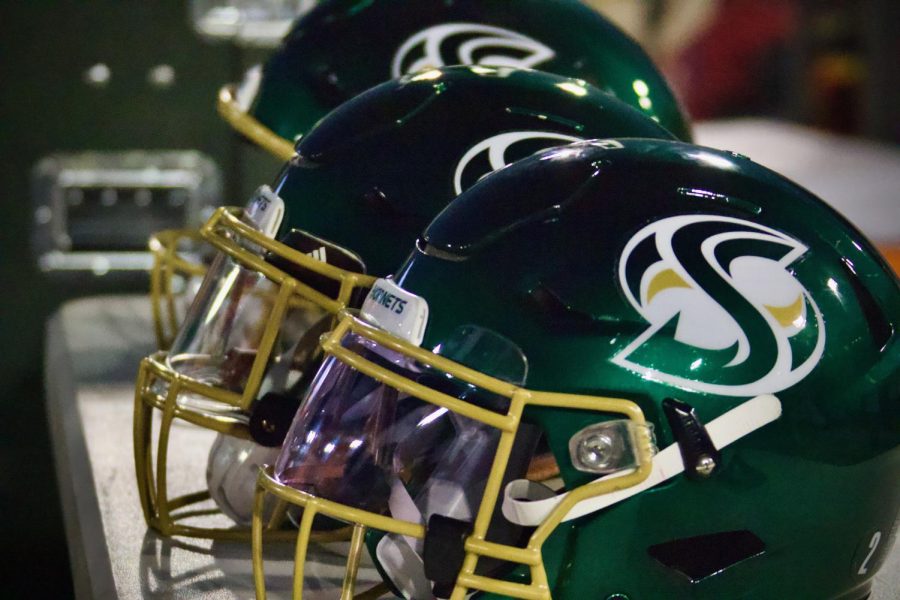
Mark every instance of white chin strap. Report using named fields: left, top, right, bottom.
left=502, top=394, right=783, bottom=527
left=376, top=479, right=432, bottom=599
left=376, top=478, right=476, bottom=600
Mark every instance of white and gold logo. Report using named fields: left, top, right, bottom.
left=614, top=215, right=825, bottom=396
left=392, top=22, right=555, bottom=78
left=453, top=131, right=582, bottom=195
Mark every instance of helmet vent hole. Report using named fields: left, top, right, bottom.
left=647, top=530, right=765, bottom=582
left=525, top=283, right=598, bottom=330
left=362, top=186, right=393, bottom=213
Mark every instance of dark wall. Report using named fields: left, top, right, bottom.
left=0, top=2, right=240, bottom=595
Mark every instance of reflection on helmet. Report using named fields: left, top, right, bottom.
left=152, top=0, right=693, bottom=351
left=134, top=67, right=677, bottom=540
left=225, top=0, right=691, bottom=158
left=253, top=139, right=900, bottom=599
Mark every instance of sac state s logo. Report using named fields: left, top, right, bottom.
left=453, top=131, right=582, bottom=195
left=614, top=215, right=825, bottom=396
left=392, top=23, right=555, bottom=78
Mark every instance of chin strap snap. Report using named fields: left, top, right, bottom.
left=248, top=391, right=299, bottom=447
left=424, top=514, right=473, bottom=598
left=662, top=397, right=722, bottom=479
left=502, top=394, right=782, bottom=527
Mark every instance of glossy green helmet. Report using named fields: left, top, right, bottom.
left=220, top=0, right=691, bottom=162
left=153, top=0, right=691, bottom=351
left=259, top=139, right=900, bottom=599
left=135, top=67, right=676, bottom=540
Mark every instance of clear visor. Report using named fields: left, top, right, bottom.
left=275, top=325, right=528, bottom=523
left=166, top=251, right=328, bottom=403
left=271, top=325, right=536, bottom=598
left=149, top=228, right=217, bottom=350
left=160, top=201, right=373, bottom=415
left=136, top=200, right=377, bottom=539
left=255, top=314, right=655, bottom=599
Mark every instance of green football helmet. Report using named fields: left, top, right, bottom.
left=257, top=139, right=900, bottom=599
left=152, top=0, right=691, bottom=351
left=134, top=67, right=676, bottom=540
left=221, top=0, right=692, bottom=159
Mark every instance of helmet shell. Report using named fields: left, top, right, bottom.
left=269, top=66, right=677, bottom=277
left=394, top=139, right=900, bottom=599
left=250, top=0, right=691, bottom=142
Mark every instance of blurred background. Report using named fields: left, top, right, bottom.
left=595, top=0, right=900, bottom=138
left=0, top=0, right=896, bottom=596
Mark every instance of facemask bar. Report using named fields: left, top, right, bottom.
left=217, top=84, right=296, bottom=161
left=134, top=207, right=377, bottom=539
left=252, top=312, right=654, bottom=600
left=178, top=205, right=377, bottom=416
left=149, top=77, right=296, bottom=347
left=149, top=228, right=209, bottom=350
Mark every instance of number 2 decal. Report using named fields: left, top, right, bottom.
left=857, top=531, right=882, bottom=575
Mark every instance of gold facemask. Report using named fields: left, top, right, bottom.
left=252, top=312, right=654, bottom=599
left=148, top=83, right=296, bottom=352
left=135, top=207, right=376, bottom=539
left=149, top=228, right=209, bottom=350
left=218, top=83, right=296, bottom=162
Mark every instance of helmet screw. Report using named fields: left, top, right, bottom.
left=578, top=433, right=615, bottom=471
left=260, top=418, right=277, bottom=434
left=695, top=454, right=717, bottom=477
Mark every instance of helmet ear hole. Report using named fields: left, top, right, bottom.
left=526, top=446, right=562, bottom=483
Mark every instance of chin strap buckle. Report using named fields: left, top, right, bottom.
left=248, top=391, right=299, bottom=447
left=423, top=514, right=473, bottom=598
left=662, top=398, right=721, bottom=479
